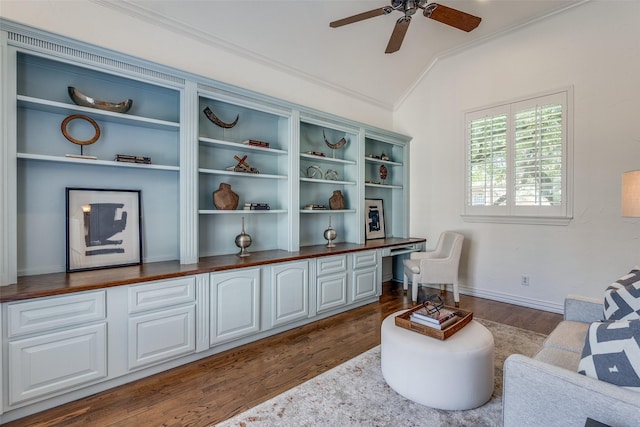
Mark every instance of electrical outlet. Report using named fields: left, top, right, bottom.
left=521, top=275, right=530, bottom=286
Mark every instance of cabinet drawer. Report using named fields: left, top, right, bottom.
left=352, top=250, right=377, bottom=269
left=317, top=255, right=347, bottom=276
left=128, top=305, right=196, bottom=370
left=8, top=323, right=107, bottom=405
left=128, top=277, right=196, bottom=314
left=7, top=291, right=106, bottom=338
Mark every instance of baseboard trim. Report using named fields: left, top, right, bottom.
left=412, top=283, right=564, bottom=314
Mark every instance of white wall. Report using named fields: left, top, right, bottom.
left=0, top=0, right=392, bottom=129
left=396, top=1, right=640, bottom=311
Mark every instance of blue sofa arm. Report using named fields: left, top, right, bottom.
left=503, top=354, right=640, bottom=427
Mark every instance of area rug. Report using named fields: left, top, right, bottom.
left=215, top=319, right=546, bottom=427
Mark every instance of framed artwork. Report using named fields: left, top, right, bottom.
left=66, top=188, right=142, bottom=272
left=365, top=198, right=385, bottom=240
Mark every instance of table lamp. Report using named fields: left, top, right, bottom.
left=622, top=171, right=640, bottom=217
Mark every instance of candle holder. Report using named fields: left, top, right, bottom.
left=323, top=216, right=337, bottom=248
left=235, top=217, right=252, bottom=257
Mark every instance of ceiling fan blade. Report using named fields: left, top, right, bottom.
left=385, top=16, right=411, bottom=54
left=330, top=6, right=393, bottom=28
left=423, top=3, right=481, bottom=32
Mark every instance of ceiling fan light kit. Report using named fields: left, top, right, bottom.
left=330, top=1, right=481, bottom=54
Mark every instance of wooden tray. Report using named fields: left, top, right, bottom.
left=395, top=305, right=473, bottom=340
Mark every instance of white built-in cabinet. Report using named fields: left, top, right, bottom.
left=316, top=255, right=349, bottom=313
left=351, top=251, right=379, bottom=302
left=268, top=260, right=310, bottom=327
left=5, top=291, right=108, bottom=406
left=127, top=277, right=197, bottom=370
left=209, top=268, right=261, bottom=346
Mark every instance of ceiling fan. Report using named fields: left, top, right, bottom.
left=330, top=1, right=481, bottom=54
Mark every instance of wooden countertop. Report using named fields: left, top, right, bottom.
left=0, top=238, right=425, bottom=302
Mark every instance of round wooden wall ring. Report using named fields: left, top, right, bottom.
left=61, top=114, right=101, bottom=145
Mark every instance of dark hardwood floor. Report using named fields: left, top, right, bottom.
left=4, top=282, right=562, bottom=427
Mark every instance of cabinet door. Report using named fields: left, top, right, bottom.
left=351, top=266, right=378, bottom=302
left=210, top=268, right=260, bottom=345
left=128, top=305, right=196, bottom=370
left=317, top=274, right=347, bottom=313
left=270, top=261, right=309, bottom=327
left=8, top=323, right=107, bottom=405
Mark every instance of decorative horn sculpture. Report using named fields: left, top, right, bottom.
left=203, top=106, right=239, bottom=129
left=323, top=130, right=347, bottom=150
left=68, top=87, right=132, bottom=113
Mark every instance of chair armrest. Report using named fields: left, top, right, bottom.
left=503, top=354, right=640, bottom=427
left=564, top=294, right=603, bottom=323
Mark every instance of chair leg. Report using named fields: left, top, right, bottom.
left=403, top=273, right=408, bottom=295
left=440, top=284, right=446, bottom=296
left=453, top=280, right=460, bottom=308
left=411, top=274, right=419, bottom=304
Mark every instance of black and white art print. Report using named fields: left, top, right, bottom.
left=66, top=188, right=142, bottom=272
left=365, top=198, right=385, bottom=240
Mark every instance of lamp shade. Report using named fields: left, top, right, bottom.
left=622, top=171, right=640, bottom=217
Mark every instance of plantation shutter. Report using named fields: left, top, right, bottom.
left=467, top=108, right=508, bottom=207
left=464, top=89, right=571, bottom=223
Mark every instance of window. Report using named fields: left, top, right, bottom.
left=463, top=89, right=572, bottom=225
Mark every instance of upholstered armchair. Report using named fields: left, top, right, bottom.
left=402, top=231, right=464, bottom=306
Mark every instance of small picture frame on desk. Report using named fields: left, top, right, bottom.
left=66, top=188, right=142, bottom=272
left=365, top=198, right=385, bottom=240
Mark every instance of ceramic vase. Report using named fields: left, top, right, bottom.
left=213, top=183, right=239, bottom=210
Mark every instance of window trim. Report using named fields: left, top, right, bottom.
left=462, top=87, right=573, bottom=226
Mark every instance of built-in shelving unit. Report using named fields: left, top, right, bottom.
left=197, top=88, right=293, bottom=256
left=1, top=21, right=411, bottom=284
left=12, top=51, right=182, bottom=276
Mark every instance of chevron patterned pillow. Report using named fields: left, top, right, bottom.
left=603, top=268, right=640, bottom=321
left=578, top=320, right=640, bottom=390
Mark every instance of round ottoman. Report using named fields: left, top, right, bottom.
left=381, top=310, right=494, bottom=410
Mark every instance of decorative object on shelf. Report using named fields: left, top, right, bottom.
left=329, top=190, right=345, bottom=210
left=303, top=204, right=327, bottom=210
left=242, top=139, right=270, bottom=148
left=235, top=216, right=252, bottom=257
left=364, top=198, right=385, bottom=240
left=379, top=164, right=388, bottom=183
left=323, top=130, right=347, bottom=158
left=65, top=188, right=142, bottom=272
left=227, top=154, right=259, bottom=174
left=114, top=154, right=152, bottom=164
left=323, top=216, right=337, bottom=248
left=306, top=165, right=323, bottom=179
left=306, top=151, right=326, bottom=157
left=213, top=183, right=239, bottom=210
left=68, top=87, right=133, bottom=113
left=203, top=106, right=239, bottom=129
left=243, top=202, right=270, bottom=210
left=381, top=152, right=390, bottom=161
left=324, top=169, right=339, bottom=181
left=61, top=114, right=100, bottom=159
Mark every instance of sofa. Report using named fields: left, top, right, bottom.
left=503, top=294, right=640, bottom=426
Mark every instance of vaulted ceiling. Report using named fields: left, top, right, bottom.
left=95, top=0, right=589, bottom=110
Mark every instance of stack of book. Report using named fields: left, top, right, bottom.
left=242, top=139, right=270, bottom=148
left=409, top=306, right=459, bottom=330
left=243, top=203, right=270, bottom=210
left=303, top=204, right=327, bottom=210
left=114, top=154, right=152, bottom=164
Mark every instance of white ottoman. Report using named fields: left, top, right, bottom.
left=381, top=310, right=495, bottom=410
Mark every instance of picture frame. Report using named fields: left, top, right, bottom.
left=365, top=198, right=385, bottom=240
left=66, top=188, right=142, bottom=272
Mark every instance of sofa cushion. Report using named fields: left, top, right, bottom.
left=603, top=267, right=640, bottom=321
left=534, top=347, right=582, bottom=371
left=578, top=320, right=640, bottom=391
left=540, top=320, right=590, bottom=354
